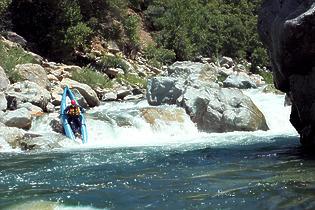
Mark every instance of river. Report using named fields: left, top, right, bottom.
left=2, top=89, right=314, bottom=210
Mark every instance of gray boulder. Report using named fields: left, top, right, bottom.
left=61, top=78, right=100, bottom=107
left=0, top=92, right=7, bottom=111
left=5, top=81, right=51, bottom=111
left=179, top=86, right=268, bottom=133
left=17, top=102, right=43, bottom=116
left=14, top=64, right=50, bottom=89
left=146, top=77, right=183, bottom=106
left=223, top=74, right=257, bottom=89
left=2, top=108, right=32, bottom=129
left=0, top=66, right=10, bottom=91
left=220, top=56, right=234, bottom=68
left=102, top=92, right=117, bottom=101
left=72, top=89, right=88, bottom=108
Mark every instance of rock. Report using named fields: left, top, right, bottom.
left=220, top=56, right=234, bottom=68
left=146, top=77, right=183, bottom=106
left=46, top=102, right=55, bottom=113
left=51, top=86, right=63, bottom=106
left=61, top=78, right=100, bottom=107
left=258, top=0, right=315, bottom=145
left=0, top=123, right=25, bottom=148
left=17, top=102, right=43, bottom=116
left=0, top=92, right=7, bottom=111
left=0, top=66, right=10, bottom=91
left=14, top=64, right=50, bottom=89
left=262, top=84, right=284, bottom=94
left=25, top=51, right=43, bottom=64
left=20, top=132, right=78, bottom=150
left=5, top=31, right=27, bottom=47
left=102, top=92, right=117, bottom=101
left=117, top=89, right=132, bottom=100
left=223, top=73, right=257, bottom=89
left=106, top=68, right=124, bottom=78
left=167, top=61, right=217, bottom=83
left=124, top=94, right=144, bottom=101
left=2, top=108, right=32, bottom=129
left=5, top=81, right=51, bottom=111
left=72, top=89, right=88, bottom=108
left=179, top=86, right=268, bottom=132
left=107, top=40, right=120, bottom=53
left=140, top=107, right=186, bottom=126
left=284, top=93, right=292, bottom=107
left=50, top=118, right=64, bottom=134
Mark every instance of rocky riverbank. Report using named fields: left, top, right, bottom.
left=0, top=33, right=275, bottom=151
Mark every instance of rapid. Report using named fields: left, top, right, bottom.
left=2, top=88, right=315, bottom=210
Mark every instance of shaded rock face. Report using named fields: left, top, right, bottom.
left=258, top=0, right=315, bottom=145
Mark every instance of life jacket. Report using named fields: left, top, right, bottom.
left=68, top=105, right=81, bottom=116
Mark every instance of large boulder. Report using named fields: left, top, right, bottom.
left=14, top=64, right=50, bottom=89
left=258, top=0, right=315, bottom=145
left=61, top=78, right=100, bottom=107
left=0, top=66, right=10, bottom=91
left=5, top=81, right=51, bottom=111
left=179, top=86, right=269, bottom=132
left=2, top=108, right=32, bottom=129
left=146, top=77, right=183, bottom=106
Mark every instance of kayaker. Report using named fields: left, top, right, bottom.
left=64, top=100, right=85, bottom=135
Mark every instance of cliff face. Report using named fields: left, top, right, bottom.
left=258, top=0, right=315, bottom=145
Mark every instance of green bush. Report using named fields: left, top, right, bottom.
left=0, top=41, right=37, bottom=82
left=258, top=70, right=273, bottom=84
left=64, top=22, right=93, bottom=50
left=99, top=55, right=129, bottom=72
left=123, top=15, right=140, bottom=45
left=71, top=67, right=112, bottom=88
left=144, top=44, right=176, bottom=68
left=117, top=73, right=147, bottom=89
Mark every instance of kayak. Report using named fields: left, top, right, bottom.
left=60, top=86, right=88, bottom=144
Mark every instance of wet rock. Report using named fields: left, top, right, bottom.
left=14, top=64, right=50, bottom=89
left=50, top=118, right=64, bottom=134
left=5, top=81, right=51, bottom=111
left=140, top=107, right=186, bottom=126
left=46, top=102, right=55, bottom=113
left=117, top=89, right=132, bottom=100
left=0, top=123, right=25, bottom=148
left=179, top=86, right=268, bottom=133
left=61, top=78, right=100, bottom=107
left=2, top=108, right=32, bottom=129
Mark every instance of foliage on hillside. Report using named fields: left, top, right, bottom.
left=0, top=0, right=269, bottom=71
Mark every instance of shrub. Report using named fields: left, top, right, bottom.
left=123, top=15, right=140, bottom=45
left=99, top=55, right=129, bottom=72
left=117, top=73, right=147, bottom=89
left=71, top=66, right=112, bottom=88
left=64, top=22, right=93, bottom=50
left=0, top=41, right=37, bottom=82
left=144, top=44, right=176, bottom=68
left=258, top=70, right=273, bottom=84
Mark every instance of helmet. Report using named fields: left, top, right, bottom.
left=71, top=100, right=76, bottom=105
